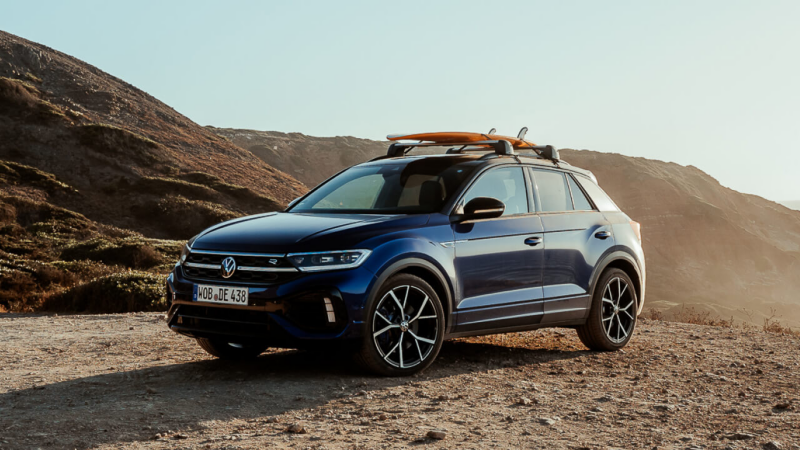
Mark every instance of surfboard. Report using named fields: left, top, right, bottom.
left=387, top=131, right=536, bottom=149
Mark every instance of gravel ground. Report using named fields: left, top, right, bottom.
left=1, top=313, right=799, bottom=450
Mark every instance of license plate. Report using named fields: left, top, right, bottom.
left=193, top=284, right=249, bottom=306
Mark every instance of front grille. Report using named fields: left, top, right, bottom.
left=182, top=250, right=302, bottom=285
left=170, top=304, right=272, bottom=338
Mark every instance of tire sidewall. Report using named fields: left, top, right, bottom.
left=360, top=273, right=445, bottom=376
left=589, top=269, right=638, bottom=349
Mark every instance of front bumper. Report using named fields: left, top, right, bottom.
left=165, top=264, right=376, bottom=346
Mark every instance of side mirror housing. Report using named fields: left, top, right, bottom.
left=451, top=197, right=505, bottom=223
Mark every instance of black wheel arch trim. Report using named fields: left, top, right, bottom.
left=366, top=258, right=455, bottom=334
left=587, top=249, right=644, bottom=316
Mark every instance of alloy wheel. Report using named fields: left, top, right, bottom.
left=601, top=277, right=635, bottom=343
left=372, top=285, right=439, bottom=369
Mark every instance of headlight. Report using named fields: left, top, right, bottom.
left=178, top=244, right=191, bottom=265
left=287, top=250, right=372, bottom=272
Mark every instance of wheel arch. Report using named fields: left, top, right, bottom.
left=589, top=251, right=644, bottom=315
left=368, top=258, right=454, bottom=331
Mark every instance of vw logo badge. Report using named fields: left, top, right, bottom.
left=220, top=257, right=237, bottom=279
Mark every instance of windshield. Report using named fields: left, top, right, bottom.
left=289, top=157, right=481, bottom=214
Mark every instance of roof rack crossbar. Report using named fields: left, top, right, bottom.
left=387, top=140, right=515, bottom=157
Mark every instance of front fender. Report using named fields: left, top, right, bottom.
left=360, top=238, right=457, bottom=331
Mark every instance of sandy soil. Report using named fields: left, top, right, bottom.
left=1, top=313, right=798, bottom=450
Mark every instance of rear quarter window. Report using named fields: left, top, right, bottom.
left=575, top=176, right=619, bottom=211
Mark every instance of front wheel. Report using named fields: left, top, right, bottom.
left=356, top=274, right=445, bottom=376
left=196, top=338, right=268, bottom=360
left=577, top=268, right=638, bottom=351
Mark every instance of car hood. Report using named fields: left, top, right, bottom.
left=191, top=212, right=423, bottom=253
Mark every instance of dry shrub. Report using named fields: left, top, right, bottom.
left=131, top=195, right=238, bottom=239
left=641, top=309, right=664, bottom=321
left=671, top=305, right=733, bottom=327
left=60, top=237, right=164, bottom=269
left=0, top=77, right=64, bottom=122
left=34, top=264, right=77, bottom=287
left=0, top=269, right=38, bottom=310
left=762, top=308, right=800, bottom=336
left=42, top=272, right=167, bottom=313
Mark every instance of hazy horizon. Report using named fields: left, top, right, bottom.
left=2, top=0, right=799, bottom=202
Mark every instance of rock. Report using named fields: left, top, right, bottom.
left=537, top=417, right=556, bottom=426
left=653, top=404, right=675, bottom=412
left=173, top=433, right=188, bottom=440
left=285, top=423, right=307, bottom=434
left=774, top=402, right=792, bottom=410
left=427, top=429, right=446, bottom=440
left=145, top=387, right=157, bottom=395
left=726, top=432, right=756, bottom=440
left=763, top=442, right=782, bottom=450
left=517, top=397, right=532, bottom=406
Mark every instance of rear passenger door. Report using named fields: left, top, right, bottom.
left=528, top=168, right=615, bottom=324
left=452, top=166, right=545, bottom=333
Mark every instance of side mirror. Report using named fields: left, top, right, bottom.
left=451, top=197, right=505, bottom=223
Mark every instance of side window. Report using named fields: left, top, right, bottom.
left=462, top=167, right=529, bottom=216
left=575, top=176, right=619, bottom=211
left=532, top=169, right=573, bottom=212
left=568, top=175, right=594, bottom=211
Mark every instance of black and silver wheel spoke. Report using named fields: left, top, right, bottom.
left=601, top=277, right=635, bottom=344
left=373, top=285, right=438, bottom=369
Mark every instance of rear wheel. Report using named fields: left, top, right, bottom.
left=196, top=338, right=268, bottom=360
left=577, top=268, right=637, bottom=351
left=356, top=274, right=445, bottom=376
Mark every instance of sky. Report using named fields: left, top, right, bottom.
left=2, top=0, right=799, bottom=202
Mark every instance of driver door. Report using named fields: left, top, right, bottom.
left=452, top=166, right=545, bottom=333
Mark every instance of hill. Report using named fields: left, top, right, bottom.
left=210, top=127, right=386, bottom=188
left=0, top=30, right=305, bottom=311
left=213, top=127, right=800, bottom=327
left=779, top=200, right=800, bottom=211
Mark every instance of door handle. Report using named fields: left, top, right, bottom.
left=524, top=237, right=542, bottom=247
left=594, top=231, right=612, bottom=240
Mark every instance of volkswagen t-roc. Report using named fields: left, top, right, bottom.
left=166, top=132, right=645, bottom=376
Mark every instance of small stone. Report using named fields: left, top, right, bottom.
left=654, top=404, right=675, bottom=412
left=537, top=417, right=556, bottom=426
left=173, top=433, right=188, bottom=440
left=427, top=429, right=446, bottom=440
left=774, top=402, right=792, bottom=410
left=285, top=423, right=307, bottom=434
left=517, top=397, right=532, bottom=406
left=378, top=414, right=389, bottom=421
left=763, top=442, right=782, bottom=450
left=145, top=387, right=157, bottom=395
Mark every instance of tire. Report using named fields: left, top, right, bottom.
left=356, top=273, right=445, bottom=376
left=196, top=338, right=268, bottom=360
left=577, top=268, right=638, bottom=351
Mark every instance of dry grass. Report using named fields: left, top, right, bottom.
left=642, top=304, right=799, bottom=337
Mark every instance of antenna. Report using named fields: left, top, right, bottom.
left=517, top=127, right=528, bottom=140
left=487, top=128, right=496, bottom=135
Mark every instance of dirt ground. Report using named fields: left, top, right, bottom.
left=0, top=313, right=798, bottom=450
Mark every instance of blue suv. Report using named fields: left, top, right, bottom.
left=166, top=134, right=645, bottom=376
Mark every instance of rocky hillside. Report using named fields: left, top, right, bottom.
left=214, top=128, right=800, bottom=327
left=0, top=30, right=305, bottom=238
left=0, top=30, right=305, bottom=311
left=210, top=127, right=386, bottom=188
left=562, top=150, right=800, bottom=327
